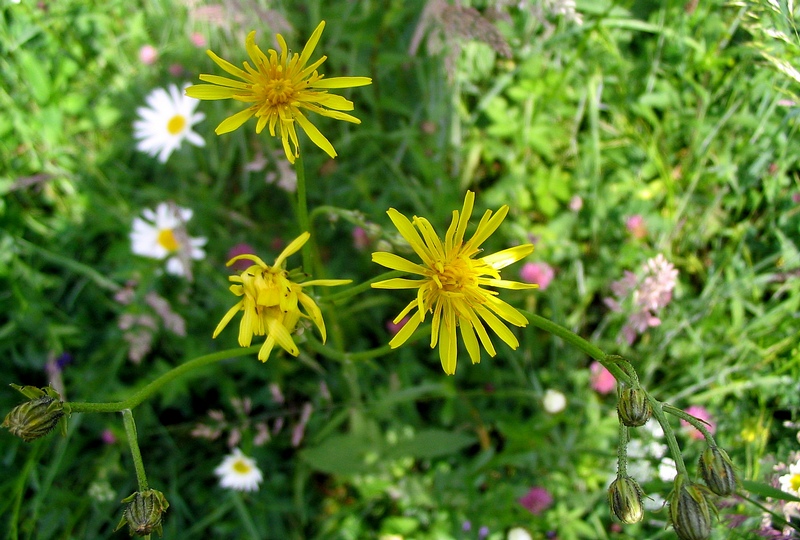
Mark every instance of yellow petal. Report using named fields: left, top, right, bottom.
left=371, top=252, right=427, bottom=275
left=474, top=305, right=519, bottom=349
left=385, top=209, right=434, bottom=266
left=258, top=336, right=276, bottom=362
left=453, top=191, right=475, bottom=247
left=485, top=295, right=528, bottom=327
left=186, top=84, right=240, bottom=100
left=300, top=279, right=352, bottom=287
left=479, top=278, right=539, bottom=290
left=267, top=318, right=299, bottom=356
left=370, top=278, right=425, bottom=289
left=216, top=108, right=256, bottom=134
left=439, top=308, right=457, bottom=375
left=206, top=48, right=250, bottom=80
left=294, top=110, right=337, bottom=159
left=459, top=320, right=481, bottom=365
left=311, top=76, right=373, bottom=88
left=389, top=313, right=422, bottom=348
left=298, top=291, right=326, bottom=342
left=226, top=254, right=268, bottom=268
left=274, top=232, right=310, bottom=268
left=481, top=245, right=535, bottom=269
left=467, top=205, right=509, bottom=251
left=299, top=21, right=326, bottom=69
left=197, top=74, right=250, bottom=89
left=213, top=301, right=243, bottom=338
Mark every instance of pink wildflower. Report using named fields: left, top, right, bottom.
left=139, top=44, right=158, bottom=65
left=226, top=243, right=256, bottom=271
left=101, top=429, right=117, bottom=445
left=190, top=32, right=207, bottom=47
left=386, top=316, right=410, bottom=336
left=625, top=214, right=647, bottom=239
left=681, top=405, right=715, bottom=440
left=569, top=195, right=583, bottom=212
left=590, top=361, right=616, bottom=394
left=352, top=226, right=370, bottom=250
left=519, top=262, right=555, bottom=291
left=519, top=486, right=553, bottom=515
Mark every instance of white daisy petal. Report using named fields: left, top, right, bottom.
left=214, top=448, right=263, bottom=492
left=133, top=83, right=206, bottom=162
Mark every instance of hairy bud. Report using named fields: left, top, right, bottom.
left=2, top=385, right=65, bottom=442
left=608, top=475, right=645, bottom=524
left=617, top=387, right=652, bottom=427
left=699, top=446, right=737, bottom=497
left=115, top=489, right=169, bottom=537
left=669, top=474, right=712, bottom=540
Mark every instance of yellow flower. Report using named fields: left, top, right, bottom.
left=214, top=232, right=350, bottom=362
left=185, top=21, right=371, bottom=164
left=371, top=191, right=537, bottom=375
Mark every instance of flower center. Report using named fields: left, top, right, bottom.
left=431, top=257, right=474, bottom=293
left=264, top=77, right=294, bottom=105
left=166, top=114, right=186, bottom=135
left=232, top=459, right=252, bottom=474
left=791, top=474, right=800, bottom=493
left=157, top=229, right=180, bottom=252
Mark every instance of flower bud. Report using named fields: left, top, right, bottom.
left=669, top=474, right=712, bottom=540
left=114, top=489, right=169, bottom=537
left=699, top=445, right=737, bottom=496
left=607, top=475, right=644, bottom=524
left=617, top=387, right=652, bottom=427
left=2, top=385, right=65, bottom=442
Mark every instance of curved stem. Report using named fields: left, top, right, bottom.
left=663, top=403, right=717, bottom=446
left=521, top=310, right=632, bottom=385
left=648, top=396, right=689, bottom=477
left=323, top=270, right=405, bottom=304
left=295, top=153, right=313, bottom=275
left=65, top=346, right=259, bottom=414
left=122, top=409, right=149, bottom=492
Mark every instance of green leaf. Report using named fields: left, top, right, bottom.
left=383, top=429, right=476, bottom=460
left=16, top=49, right=51, bottom=104
left=299, top=434, right=381, bottom=476
left=742, top=480, right=800, bottom=502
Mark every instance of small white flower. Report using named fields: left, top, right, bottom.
left=658, top=457, right=677, bottom=482
left=214, top=448, right=263, bottom=492
left=779, top=459, right=800, bottom=496
left=507, top=527, right=533, bottom=540
left=542, top=389, right=566, bottom=414
left=130, top=202, right=207, bottom=277
left=134, top=84, right=205, bottom=163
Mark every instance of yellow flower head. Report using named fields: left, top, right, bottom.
left=371, top=191, right=537, bottom=375
left=185, top=21, right=372, bottom=164
left=214, top=232, right=350, bottom=362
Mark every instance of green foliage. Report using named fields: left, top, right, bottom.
left=2, top=0, right=800, bottom=539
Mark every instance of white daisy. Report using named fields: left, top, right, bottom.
left=130, top=202, right=207, bottom=277
left=542, top=389, right=566, bottom=414
left=214, top=448, right=263, bottom=492
left=779, top=459, right=800, bottom=496
left=133, top=83, right=205, bottom=163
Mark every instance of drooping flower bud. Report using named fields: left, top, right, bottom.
left=114, top=489, right=169, bottom=537
left=608, top=475, right=645, bottom=524
left=699, top=445, right=737, bottom=496
left=2, top=385, right=65, bottom=442
left=617, top=387, right=652, bottom=427
left=669, top=474, right=712, bottom=540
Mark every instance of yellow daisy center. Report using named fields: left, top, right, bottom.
left=157, top=229, right=180, bottom=252
left=166, top=114, right=186, bottom=135
left=791, top=474, right=800, bottom=493
left=232, top=459, right=252, bottom=474
left=430, top=255, right=475, bottom=293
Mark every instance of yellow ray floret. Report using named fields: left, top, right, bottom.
left=214, top=232, right=350, bottom=362
left=371, top=191, right=537, bottom=375
left=185, top=21, right=372, bottom=164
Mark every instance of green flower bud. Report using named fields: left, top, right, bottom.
left=669, top=474, right=712, bottom=540
left=608, top=475, right=645, bottom=524
left=699, top=445, right=737, bottom=497
left=114, top=489, right=169, bottom=537
left=2, top=385, right=65, bottom=442
left=617, top=387, right=652, bottom=427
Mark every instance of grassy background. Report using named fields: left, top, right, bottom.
left=2, top=0, right=800, bottom=538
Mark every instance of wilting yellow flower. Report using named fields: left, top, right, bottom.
left=214, top=232, right=350, bottom=361
left=185, top=21, right=371, bottom=164
left=371, top=191, right=537, bottom=375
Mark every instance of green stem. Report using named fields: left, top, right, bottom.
left=662, top=403, right=717, bottom=446
left=295, top=153, right=313, bottom=275
left=304, top=325, right=430, bottom=362
left=122, top=409, right=149, bottom=492
left=616, top=423, right=629, bottom=477
left=521, top=310, right=632, bottom=385
left=65, top=346, right=258, bottom=414
left=647, top=396, right=689, bottom=477
left=323, top=270, right=404, bottom=304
